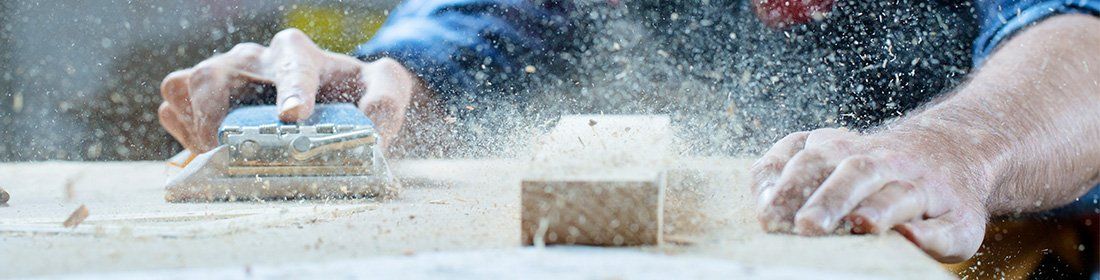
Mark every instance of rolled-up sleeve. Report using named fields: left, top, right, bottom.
left=354, top=0, right=570, bottom=112
left=973, top=0, right=1100, bottom=66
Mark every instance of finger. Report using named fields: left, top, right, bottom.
left=194, top=42, right=266, bottom=73
left=268, top=29, right=321, bottom=122
left=847, top=180, right=925, bottom=234
left=758, top=145, right=845, bottom=232
left=158, top=102, right=198, bottom=152
left=751, top=131, right=810, bottom=197
left=358, top=58, right=413, bottom=149
left=161, top=70, right=193, bottom=116
left=802, top=127, right=853, bottom=146
left=794, top=155, right=891, bottom=235
left=161, top=44, right=266, bottom=153
left=316, top=52, right=372, bottom=102
left=187, top=65, right=248, bottom=151
left=895, top=210, right=987, bottom=263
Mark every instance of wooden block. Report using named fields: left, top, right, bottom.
left=521, top=115, right=676, bottom=246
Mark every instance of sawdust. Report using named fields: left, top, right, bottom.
left=64, top=174, right=82, bottom=202
left=0, top=186, right=9, bottom=206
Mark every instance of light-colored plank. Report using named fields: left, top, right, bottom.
left=0, top=158, right=953, bottom=279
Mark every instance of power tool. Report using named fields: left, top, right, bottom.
left=164, top=103, right=398, bottom=202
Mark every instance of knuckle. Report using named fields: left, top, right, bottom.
left=372, top=57, right=401, bottom=67
left=272, top=28, right=309, bottom=44
left=776, top=131, right=810, bottom=145
left=840, top=155, right=877, bottom=171
left=806, top=127, right=842, bottom=139
left=789, top=131, right=811, bottom=138
left=160, top=70, right=189, bottom=95
left=157, top=102, right=173, bottom=117
left=190, top=64, right=222, bottom=79
left=227, top=42, right=264, bottom=58
left=751, top=154, right=786, bottom=174
left=805, top=127, right=854, bottom=146
left=819, top=138, right=853, bottom=150
left=370, top=58, right=409, bottom=76
left=188, top=65, right=227, bottom=88
left=230, top=42, right=263, bottom=53
left=792, top=147, right=828, bottom=163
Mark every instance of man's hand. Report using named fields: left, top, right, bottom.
left=751, top=128, right=988, bottom=262
left=751, top=15, right=1100, bottom=264
left=158, top=28, right=423, bottom=153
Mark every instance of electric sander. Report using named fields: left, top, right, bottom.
left=164, top=103, right=398, bottom=202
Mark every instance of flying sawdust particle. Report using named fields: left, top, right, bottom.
left=0, top=187, right=9, bottom=206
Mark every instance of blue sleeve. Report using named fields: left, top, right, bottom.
left=354, top=0, right=570, bottom=112
left=973, top=0, right=1100, bottom=66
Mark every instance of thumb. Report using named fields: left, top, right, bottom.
left=274, top=56, right=319, bottom=122
left=268, top=29, right=321, bottom=122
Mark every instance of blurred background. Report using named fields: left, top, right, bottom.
left=0, top=0, right=396, bottom=161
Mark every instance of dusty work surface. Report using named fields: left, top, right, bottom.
left=0, top=159, right=952, bottom=279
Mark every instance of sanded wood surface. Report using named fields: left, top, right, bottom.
left=0, top=159, right=953, bottom=278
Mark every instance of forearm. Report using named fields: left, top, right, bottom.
left=883, top=14, right=1100, bottom=215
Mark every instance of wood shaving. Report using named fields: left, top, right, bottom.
left=0, top=186, right=9, bottom=206
left=63, top=204, right=89, bottom=228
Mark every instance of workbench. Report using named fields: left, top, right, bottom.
left=0, top=159, right=953, bottom=278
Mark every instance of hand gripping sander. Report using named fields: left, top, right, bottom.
left=165, top=103, right=399, bottom=202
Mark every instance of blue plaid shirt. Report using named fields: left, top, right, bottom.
left=357, top=0, right=1100, bottom=102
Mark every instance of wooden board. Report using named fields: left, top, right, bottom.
left=521, top=115, right=676, bottom=246
left=0, top=158, right=953, bottom=279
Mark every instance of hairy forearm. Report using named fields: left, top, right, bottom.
left=883, top=14, right=1100, bottom=215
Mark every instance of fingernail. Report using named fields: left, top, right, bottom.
left=280, top=96, right=303, bottom=120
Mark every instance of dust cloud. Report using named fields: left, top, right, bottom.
left=402, top=0, right=976, bottom=159
left=0, top=0, right=976, bottom=161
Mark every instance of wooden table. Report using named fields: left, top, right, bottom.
left=0, top=159, right=952, bottom=278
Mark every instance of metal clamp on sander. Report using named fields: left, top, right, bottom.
left=165, top=103, right=398, bottom=202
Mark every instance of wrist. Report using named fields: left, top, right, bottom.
left=868, top=116, right=997, bottom=210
